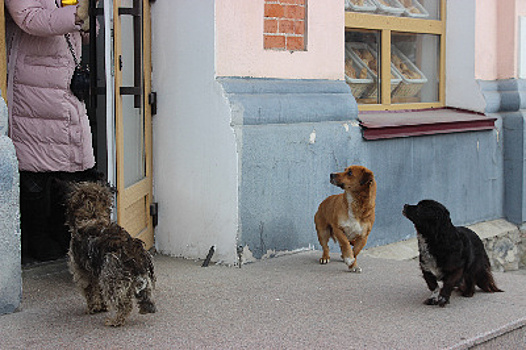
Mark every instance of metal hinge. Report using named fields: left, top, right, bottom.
left=150, top=202, right=159, bottom=227
left=149, top=91, right=157, bottom=116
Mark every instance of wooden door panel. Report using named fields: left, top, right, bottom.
left=114, top=0, right=153, bottom=249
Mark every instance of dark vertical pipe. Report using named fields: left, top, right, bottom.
left=89, top=0, right=98, bottom=110
left=133, top=0, right=142, bottom=108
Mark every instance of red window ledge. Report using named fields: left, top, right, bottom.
left=358, top=108, right=497, bottom=141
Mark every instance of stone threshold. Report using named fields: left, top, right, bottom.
left=363, top=219, right=526, bottom=272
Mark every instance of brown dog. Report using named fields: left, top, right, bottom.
left=314, top=165, right=376, bottom=272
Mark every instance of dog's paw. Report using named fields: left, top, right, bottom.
left=424, top=295, right=449, bottom=307
left=343, top=257, right=355, bottom=267
left=319, top=258, right=330, bottom=264
left=437, top=296, right=449, bottom=307
left=139, top=301, right=156, bottom=314
left=87, top=305, right=108, bottom=314
left=424, top=288, right=440, bottom=305
left=105, top=317, right=126, bottom=327
left=424, top=297, right=438, bottom=305
left=461, top=290, right=475, bottom=298
left=348, top=265, right=362, bottom=273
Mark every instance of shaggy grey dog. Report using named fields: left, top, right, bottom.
left=66, top=181, right=156, bottom=326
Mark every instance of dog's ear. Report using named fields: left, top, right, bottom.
left=359, top=171, right=374, bottom=186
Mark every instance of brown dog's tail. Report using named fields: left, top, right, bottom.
left=478, top=266, right=504, bottom=293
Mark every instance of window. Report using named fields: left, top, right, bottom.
left=344, top=0, right=445, bottom=111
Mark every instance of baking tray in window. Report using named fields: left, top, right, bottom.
left=345, top=0, right=377, bottom=13
left=390, top=45, right=428, bottom=97
left=371, top=0, right=405, bottom=16
left=399, top=0, right=429, bottom=18
left=345, top=45, right=375, bottom=99
left=346, top=42, right=402, bottom=99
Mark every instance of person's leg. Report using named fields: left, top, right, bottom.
left=20, top=171, right=64, bottom=262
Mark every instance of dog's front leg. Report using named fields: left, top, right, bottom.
left=316, top=225, right=332, bottom=264
left=348, top=235, right=368, bottom=273
left=85, top=280, right=108, bottom=314
left=422, top=270, right=440, bottom=305
left=333, top=228, right=355, bottom=268
left=105, top=291, right=134, bottom=327
left=438, top=268, right=463, bottom=307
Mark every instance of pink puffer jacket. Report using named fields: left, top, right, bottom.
left=6, top=0, right=95, bottom=172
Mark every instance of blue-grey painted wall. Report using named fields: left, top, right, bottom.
left=222, top=78, right=505, bottom=259
left=480, top=79, right=526, bottom=224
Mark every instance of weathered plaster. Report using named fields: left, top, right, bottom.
left=480, top=79, right=526, bottom=224
left=215, top=0, right=343, bottom=80
left=151, top=0, right=239, bottom=264
left=0, top=93, right=21, bottom=315
left=148, top=0, right=514, bottom=265
left=222, top=78, right=503, bottom=259
left=446, top=0, right=486, bottom=112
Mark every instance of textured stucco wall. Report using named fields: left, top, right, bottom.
left=480, top=79, right=526, bottom=224
left=475, top=0, right=517, bottom=80
left=151, top=0, right=345, bottom=264
left=151, top=0, right=239, bottom=264
left=446, top=0, right=486, bottom=112
left=149, top=0, right=512, bottom=264
left=223, top=78, right=504, bottom=259
left=241, top=124, right=504, bottom=259
left=0, top=93, right=21, bottom=315
left=451, top=1, right=526, bottom=108
left=216, top=0, right=343, bottom=80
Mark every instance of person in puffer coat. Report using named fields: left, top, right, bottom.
left=5, top=0, right=98, bottom=262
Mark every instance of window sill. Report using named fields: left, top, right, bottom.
left=358, top=108, right=497, bottom=140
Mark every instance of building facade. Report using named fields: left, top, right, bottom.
left=2, top=0, right=526, bottom=314
left=151, top=0, right=526, bottom=264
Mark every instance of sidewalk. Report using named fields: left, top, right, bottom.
left=1, top=250, right=525, bottom=349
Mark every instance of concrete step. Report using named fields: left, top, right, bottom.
left=363, top=219, right=526, bottom=272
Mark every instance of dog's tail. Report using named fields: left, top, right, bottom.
left=477, top=266, right=504, bottom=293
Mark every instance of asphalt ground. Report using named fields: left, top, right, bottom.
left=1, top=251, right=525, bottom=349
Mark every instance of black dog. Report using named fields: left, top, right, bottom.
left=403, top=200, right=502, bottom=307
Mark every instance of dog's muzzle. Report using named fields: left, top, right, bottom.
left=330, top=173, right=343, bottom=188
left=402, top=204, right=415, bottom=219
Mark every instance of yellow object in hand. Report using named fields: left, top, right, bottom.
left=62, top=0, right=79, bottom=6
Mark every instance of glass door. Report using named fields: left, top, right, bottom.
left=113, top=0, right=154, bottom=248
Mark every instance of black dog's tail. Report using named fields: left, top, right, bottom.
left=477, top=266, right=504, bottom=293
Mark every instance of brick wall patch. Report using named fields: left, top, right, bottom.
left=264, top=0, right=307, bottom=51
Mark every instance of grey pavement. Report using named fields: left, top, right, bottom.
left=1, top=250, right=525, bottom=349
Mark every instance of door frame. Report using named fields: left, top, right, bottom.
left=113, top=0, right=154, bottom=249
left=1, top=0, right=154, bottom=248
